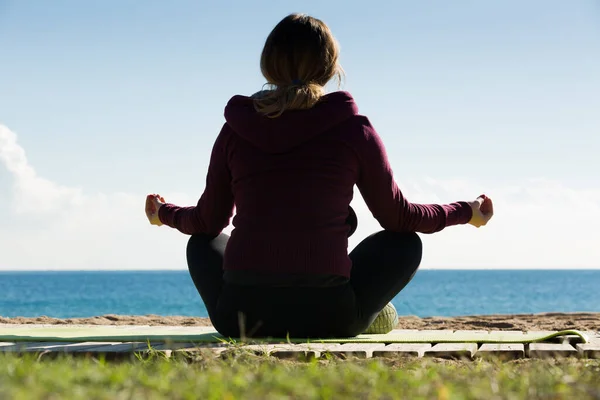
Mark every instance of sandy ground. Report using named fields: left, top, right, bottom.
left=1, top=313, right=599, bottom=331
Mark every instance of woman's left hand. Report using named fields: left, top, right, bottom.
left=145, top=194, right=166, bottom=226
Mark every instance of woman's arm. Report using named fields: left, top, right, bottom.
left=158, top=125, right=235, bottom=236
left=353, top=117, right=472, bottom=234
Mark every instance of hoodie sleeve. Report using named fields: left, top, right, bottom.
left=158, top=125, right=234, bottom=236
left=353, top=118, right=472, bottom=233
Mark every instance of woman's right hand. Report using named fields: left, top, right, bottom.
left=467, top=194, right=494, bottom=228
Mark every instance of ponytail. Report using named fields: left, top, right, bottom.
left=253, top=82, right=325, bottom=118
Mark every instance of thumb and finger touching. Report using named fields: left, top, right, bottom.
left=144, top=194, right=166, bottom=226
left=469, top=194, right=494, bottom=227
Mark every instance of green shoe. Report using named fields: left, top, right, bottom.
left=362, top=303, right=398, bottom=334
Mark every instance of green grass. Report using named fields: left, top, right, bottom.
left=0, top=349, right=599, bottom=399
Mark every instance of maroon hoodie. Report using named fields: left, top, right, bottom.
left=158, top=91, right=472, bottom=278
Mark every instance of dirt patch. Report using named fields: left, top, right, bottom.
left=1, top=312, right=598, bottom=331
left=396, top=312, right=600, bottom=331
left=0, top=314, right=213, bottom=326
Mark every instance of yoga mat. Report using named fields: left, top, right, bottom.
left=0, top=326, right=589, bottom=344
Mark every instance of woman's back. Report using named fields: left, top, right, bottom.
left=222, top=91, right=363, bottom=277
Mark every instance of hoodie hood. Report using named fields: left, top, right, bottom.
left=224, top=91, right=359, bottom=154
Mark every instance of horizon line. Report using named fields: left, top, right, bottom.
left=1, top=268, right=599, bottom=272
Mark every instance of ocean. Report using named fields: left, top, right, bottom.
left=0, top=270, right=598, bottom=319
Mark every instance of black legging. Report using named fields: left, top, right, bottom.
left=186, top=231, right=422, bottom=338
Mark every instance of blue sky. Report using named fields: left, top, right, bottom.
left=1, top=0, right=599, bottom=269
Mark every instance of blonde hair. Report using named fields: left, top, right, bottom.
left=253, top=13, right=344, bottom=118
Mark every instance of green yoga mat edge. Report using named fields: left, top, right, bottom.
left=220, top=329, right=590, bottom=344
left=0, top=328, right=589, bottom=344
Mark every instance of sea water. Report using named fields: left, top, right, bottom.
left=0, top=270, right=598, bottom=318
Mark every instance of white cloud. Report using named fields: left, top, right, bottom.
left=1, top=123, right=599, bottom=270
left=0, top=125, right=84, bottom=214
left=0, top=124, right=196, bottom=270
left=349, top=177, right=600, bottom=269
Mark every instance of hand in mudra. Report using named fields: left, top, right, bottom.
left=145, top=194, right=165, bottom=226
left=468, top=194, right=494, bottom=228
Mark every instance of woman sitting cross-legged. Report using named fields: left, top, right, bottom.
left=145, top=13, right=494, bottom=339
